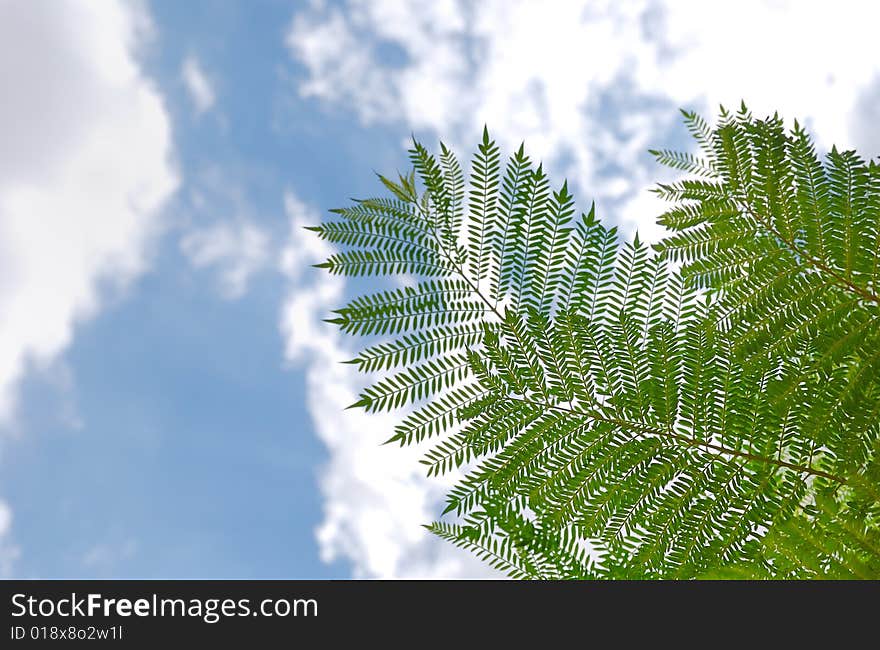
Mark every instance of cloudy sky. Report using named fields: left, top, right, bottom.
left=1, top=0, right=877, bottom=579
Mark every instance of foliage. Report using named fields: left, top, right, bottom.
left=310, top=109, right=880, bottom=579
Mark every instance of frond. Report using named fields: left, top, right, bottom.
left=313, top=117, right=880, bottom=580
left=466, top=127, right=500, bottom=285
left=655, top=104, right=880, bottom=475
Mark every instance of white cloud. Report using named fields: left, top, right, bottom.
left=181, top=221, right=270, bottom=299
left=0, top=500, right=20, bottom=578
left=280, top=192, right=498, bottom=578
left=181, top=55, right=216, bottom=116
left=287, top=0, right=880, bottom=240
left=82, top=537, right=138, bottom=576
left=0, top=0, right=178, bottom=425
left=851, top=76, right=880, bottom=161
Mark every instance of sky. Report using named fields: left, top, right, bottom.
left=0, top=0, right=877, bottom=579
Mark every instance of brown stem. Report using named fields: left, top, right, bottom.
left=740, top=201, right=880, bottom=306
left=521, top=397, right=848, bottom=485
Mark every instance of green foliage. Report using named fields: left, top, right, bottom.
left=310, top=107, right=880, bottom=579
left=701, top=452, right=880, bottom=579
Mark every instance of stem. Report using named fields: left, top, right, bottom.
left=415, top=194, right=506, bottom=323
left=740, top=201, right=880, bottom=306
left=522, top=397, right=848, bottom=485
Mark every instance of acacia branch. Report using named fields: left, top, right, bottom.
left=739, top=200, right=880, bottom=307
left=517, top=397, right=848, bottom=485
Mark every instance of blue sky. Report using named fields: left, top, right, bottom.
left=0, top=0, right=877, bottom=579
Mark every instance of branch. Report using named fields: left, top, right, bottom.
left=739, top=200, right=880, bottom=307
left=516, top=397, right=848, bottom=485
